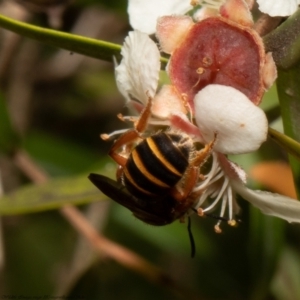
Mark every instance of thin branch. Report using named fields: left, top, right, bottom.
left=14, top=149, right=48, bottom=184
left=60, top=205, right=166, bottom=282
left=0, top=13, right=121, bottom=62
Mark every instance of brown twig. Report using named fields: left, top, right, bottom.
left=14, top=149, right=49, bottom=184
left=60, top=204, right=165, bottom=281
left=12, top=149, right=202, bottom=300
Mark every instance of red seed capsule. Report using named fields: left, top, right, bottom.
left=168, top=17, right=266, bottom=109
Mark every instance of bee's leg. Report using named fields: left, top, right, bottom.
left=191, top=133, right=216, bottom=167
left=171, top=135, right=217, bottom=202
left=109, top=96, right=153, bottom=167
left=134, top=95, right=153, bottom=132
left=109, top=130, right=139, bottom=166
left=171, top=167, right=199, bottom=202
left=116, top=165, right=124, bottom=183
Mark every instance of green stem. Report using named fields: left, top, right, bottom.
left=264, top=10, right=300, bottom=195
left=0, top=14, right=169, bottom=66
left=264, top=9, right=300, bottom=69
left=0, top=13, right=121, bottom=62
left=268, top=127, right=300, bottom=163
left=276, top=63, right=300, bottom=196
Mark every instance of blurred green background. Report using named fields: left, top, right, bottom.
left=0, top=1, right=300, bottom=299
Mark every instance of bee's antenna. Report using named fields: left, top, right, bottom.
left=187, top=216, right=196, bottom=258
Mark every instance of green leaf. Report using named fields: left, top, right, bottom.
left=5, top=211, right=76, bottom=294
left=268, top=127, right=300, bottom=162
left=0, top=174, right=107, bottom=215
left=0, top=92, right=20, bottom=154
left=24, top=130, right=99, bottom=176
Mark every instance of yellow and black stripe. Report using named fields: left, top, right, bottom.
left=123, top=132, right=192, bottom=198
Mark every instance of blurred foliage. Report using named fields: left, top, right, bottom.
left=0, top=93, right=20, bottom=154
left=0, top=1, right=300, bottom=300
left=0, top=174, right=107, bottom=215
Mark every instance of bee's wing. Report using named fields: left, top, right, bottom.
left=88, top=173, right=177, bottom=226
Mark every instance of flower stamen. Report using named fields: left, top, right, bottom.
left=117, top=114, right=137, bottom=123
left=227, top=184, right=233, bottom=220
left=214, top=224, right=222, bottom=233
left=193, top=151, right=238, bottom=229
left=100, top=129, right=128, bottom=141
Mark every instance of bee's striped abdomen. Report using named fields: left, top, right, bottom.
left=123, top=132, right=192, bottom=198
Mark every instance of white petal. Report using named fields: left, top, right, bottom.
left=156, top=16, right=193, bottom=54
left=231, top=179, right=300, bottom=223
left=220, top=0, right=253, bottom=27
left=115, top=31, right=160, bottom=105
left=128, top=0, right=192, bottom=34
left=170, top=112, right=204, bottom=141
left=257, top=0, right=300, bottom=17
left=151, top=85, right=186, bottom=119
left=227, top=159, right=247, bottom=184
left=194, top=84, right=268, bottom=154
left=193, top=7, right=219, bottom=22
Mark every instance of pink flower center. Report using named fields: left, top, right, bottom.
left=169, top=17, right=264, bottom=110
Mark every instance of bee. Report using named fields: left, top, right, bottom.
left=89, top=97, right=215, bottom=226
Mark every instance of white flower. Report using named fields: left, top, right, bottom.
left=115, top=31, right=186, bottom=119
left=193, top=84, right=300, bottom=229
left=194, top=85, right=268, bottom=154
left=128, top=0, right=192, bottom=34
left=232, top=180, right=300, bottom=224
left=257, top=0, right=300, bottom=17
left=114, top=30, right=300, bottom=229
left=127, top=0, right=225, bottom=34
left=115, top=31, right=160, bottom=106
left=193, top=149, right=300, bottom=230
left=127, top=0, right=300, bottom=32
